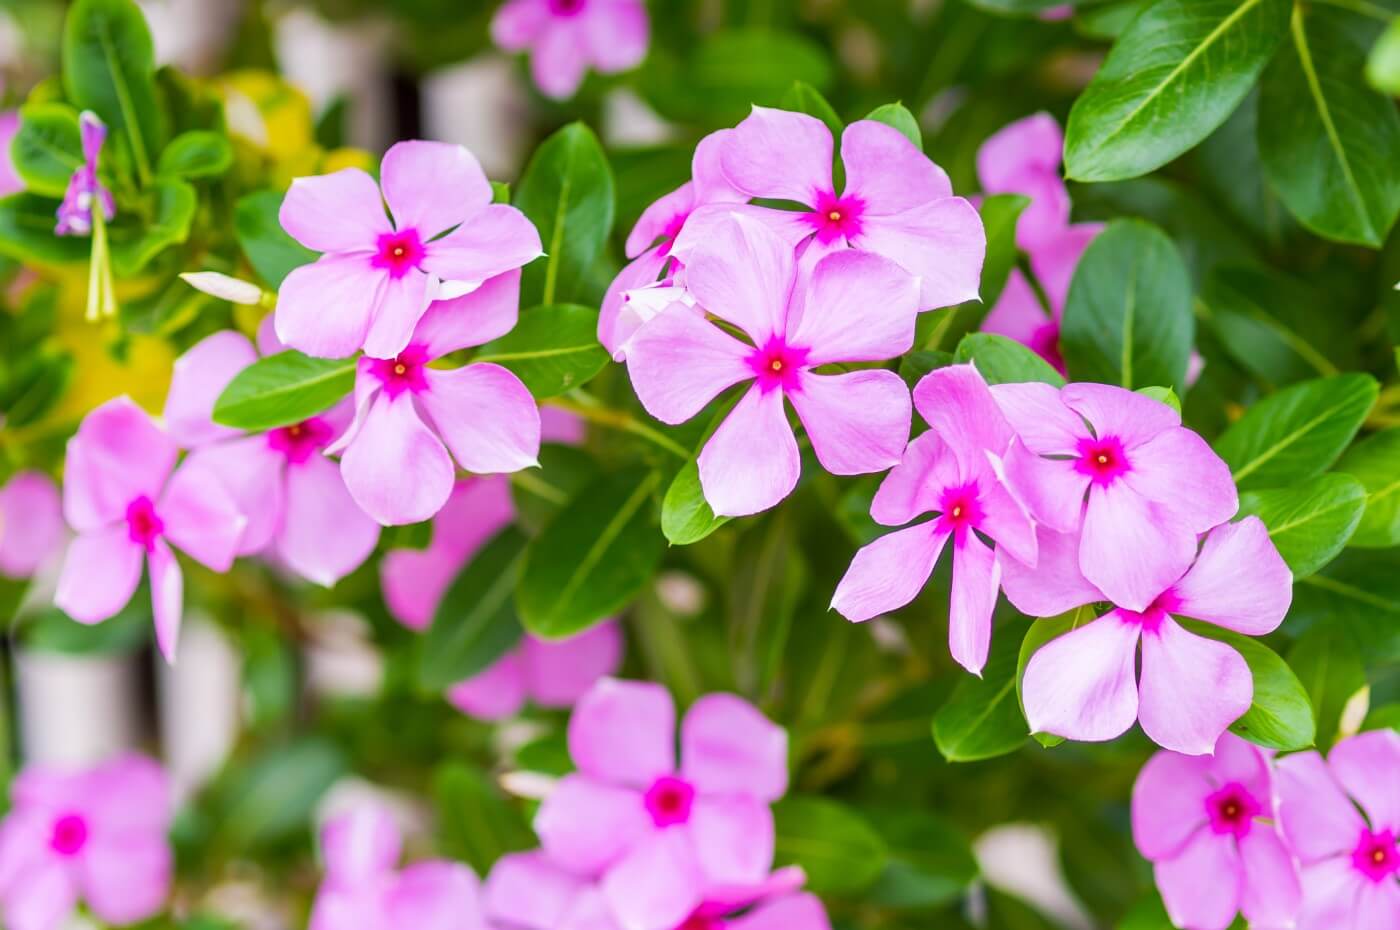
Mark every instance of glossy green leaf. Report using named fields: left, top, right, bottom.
left=1074, top=0, right=1153, bottom=40
left=866, top=102, right=921, bottom=149
left=1064, top=0, right=1290, bottom=181
left=212, top=350, right=356, bottom=431
left=1287, top=625, right=1367, bottom=751
left=433, top=763, right=533, bottom=873
left=1335, top=428, right=1400, bottom=547
left=954, top=333, right=1065, bottom=387
left=156, top=129, right=233, bottom=178
left=10, top=103, right=83, bottom=197
left=234, top=190, right=317, bottom=287
left=933, top=619, right=1030, bottom=762
left=1367, top=16, right=1400, bottom=95
left=1184, top=622, right=1315, bottom=751
left=109, top=178, right=196, bottom=275
left=1237, top=474, right=1366, bottom=578
left=420, top=528, right=527, bottom=690
left=773, top=795, right=889, bottom=895
left=473, top=304, right=608, bottom=398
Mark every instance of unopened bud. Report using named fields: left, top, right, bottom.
left=180, top=271, right=265, bottom=306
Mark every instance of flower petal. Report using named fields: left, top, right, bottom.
left=869, top=431, right=960, bottom=527
left=1295, top=858, right=1365, bottom=930
left=163, top=330, right=258, bottom=447
left=534, top=774, right=652, bottom=876
left=831, top=521, right=948, bottom=623
left=1000, top=441, right=1087, bottom=533
left=623, top=304, right=753, bottom=424
left=278, top=454, right=380, bottom=587
left=912, top=364, right=1015, bottom=473
left=600, top=249, right=671, bottom=360
left=999, top=525, right=1103, bottom=618
left=415, top=270, right=522, bottom=357
left=54, top=526, right=143, bottom=624
left=988, top=382, right=1083, bottom=456
left=448, top=651, right=528, bottom=721
left=788, top=249, right=918, bottom=365
left=683, top=214, right=796, bottom=345
left=280, top=168, right=389, bottom=252
left=385, top=861, right=486, bottom=930
left=978, top=480, right=1037, bottom=567
left=63, top=397, right=178, bottom=531
left=854, top=198, right=985, bottom=310
left=1153, top=828, right=1242, bottom=930
left=625, top=182, right=694, bottom=259
left=842, top=119, right=953, bottom=215
left=1170, top=517, right=1291, bottom=636
left=1030, top=222, right=1102, bottom=311
left=790, top=370, right=910, bottom=477
left=421, top=204, right=543, bottom=288
left=721, top=106, right=832, bottom=206
left=148, top=539, right=183, bottom=663
left=690, top=795, right=774, bottom=886
left=1328, top=730, right=1400, bottom=834
left=420, top=364, right=541, bottom=475
left=183, top=437, right=283, bottom=556
left=1238, top=826, right=1302, bottom=929
left=2, top=859, right=76, bottom=930
left=981, top=269, right=1053, bottom=346
left=1131, top=750, right=1213, bottom=861
left=158, top=459, right=247, bottom=571
left=380, top=141, right=490, bottom=236
left=949, top=531, right=1001, bottom=675
left=1276, top=750, right=1368, bottom=862
left=490, top=0, right=549, bottom=49
left=1138, top=616, right=1251, bottom=755
left=680, top=693, right=788, bottom=802
left=0, top=472, right=64, bottom=578
left=484, top=851, right=587, bottom=930
left=728, top=893, right=832, bottom=930
left=362, top=269, right=431, bottom=360
left=601, top=829, right=705, bottom=930
left=1123, top=426, right=1238, bottom=533
left=320, top=805, right=401, bottom=885
left=697, top=384, right=800, bottom=518
left=580, top=0, right=649, bottom=72
left=568, top=678, right=676, bottom=787
left=275, top=254, right=383, bottom=359
left=340, top=393, right=456, bottom=526
left=1080, top=482, right=1196, bottom=612
left=524, top=623, right=625, bottom=709
left=1062, top=382, right=1180, bottom=448
left=1355, top=878, right=1400, bottom=930
left=1022, top=611, right=1141, bottom=743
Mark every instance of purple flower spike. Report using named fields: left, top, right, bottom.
left=54, top=112, right=115, bottom=238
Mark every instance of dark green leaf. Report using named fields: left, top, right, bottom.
left=1335, top=428, right=1400, bottom=547
left=953, top=333, right=1066, bottom=386
left=156, top=129, right=233, bottom=178
left=866, top=102, right=922, bottom=149
left=1237, top=474, right=1366, bottom=577
left=773, top=795, right=889, bottom=895
left=212, top=350, right=356, bottom=431
left=11, top=103, right=83, bottom=197
left=933, top=618, right=1030, bottom=762
left=473, top=304, right=608, bottom=397
left=865, top=807, right=978, bottom=910
left=234, top=190, right=317, bottom=287
left=420, top=528, right=527, bottom=689
left=977, top=194, right=1031, bottom=309
left=433, top=763, right=533, bottom=873
left=1287, top=624, right=1366, bottom=750
left=899, top=350, right=953, bottom=389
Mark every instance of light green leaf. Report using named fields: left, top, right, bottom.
left=780, top=81, right=843, bottom=137
left=1335, top=428, right=1400, bottom=547
left=234, top=190, right=317, bottom=287
left=10, top=103, right=83, bottom=197
left=773, top=795, right=889, bottom=895
left=212, top=350, right=356, bottom=431
left=420, top=528, right=527, bottom=690
left=473, top=304, right=608, bottom=398
left=1237, top=474, right=1366, bottom=577
left=109, top=178, right=196, bottom=275
left=1367, top=16, right=1400, bottom=95
left=954, top=333, right=1066, bottom=387
left=933, top=619, right=1030, bottom=762
left=865, top=102, right=922, bottom=149
left=156, top=129, right=233, bottom=178
left=1137, top=386, right=1182, bottom=414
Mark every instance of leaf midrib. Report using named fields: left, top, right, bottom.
left=940, top=675, right=1018, bottom=759
left=1229, top=386, right=1369, bottom=483
left=214, top=359, right=357, bottom=428
left=93, top=9, right=151, bottom=183
left=475, top=344, right=599, bottom=363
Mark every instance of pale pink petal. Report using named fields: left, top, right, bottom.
left=381, top=141, right=490, bottom=236
left=1238, top=827, right=1302, bottom=928
left=0, top=472, right=64, bottom=578
left=158, top=459, right=247, bottom=571
left=1080, top=483, right=1196, bottom=612
left=1355, top=879, right=1400, bottom=930
left=385, top=861, right=486, bottom=930
left=869, top=431, right=960, bottom=527
left=626, top=183, right=692, bottom=259
left=842, top=119, right=952, bottom=215
left=1210, top=731, right=1272, bottom=800
left=600, top=248, right=670, bottom=359
left=700, top=867, right=807, bottom=916
left=0, top=811, right=48, bottom=901
left=999, top=525, right=1103, bottom=618
left=1153, top=829, right=1242, bottom=930
left=416, top=270, right=522, bottom=357
left=1029, top=222, right=1102, bottom=311
left=422, top=204, right=543, bottom=288
left=690, top=796, right=774, bottom=886
left=524, top=623, right=624, bottom=708
left=911, top=364, right=1014, bottom=474
left=428, top=475, right=515, bottom=557
left=484, top=851, right=589, bottom=930
left=1131, top=750, right=1213, bottom=860
left=275, top=254, right=383, bottom=359
left=831, top=522, right=948, bottom=623
left=541, top=408, right=585, bottom=444
left=1295, top=858, right=1364, bottom=930
left=683, top=214, right=796, bottom=344
left=1276, top=751, right=1368, bottom=862
left=977, top=481, right=1037, bottom=567
left=164, top=330, right=258, bottom=446
left=531, top=23, right=590, bottom=99
left=669, top=203, right=814, bottom=265
left=982, top=269, right=1053, bottom=346
left=976, top=113, right=1063, bottom=191
left=560, top=889, right=625, bottom=930
left=697, top=385, right=800, bottom=517
left=789, top=370, right=910, bottom=477
left=623, top=306, right=753, bottom=424
left=988, top=382, right=1083, bottom=455
left=1000, top=441, right=1087, bottom=533
left=534, top=774, right=652, bottom=875
left=63, top=397, right=178, bottom=531
left=691, top=129, right=744, bottom=204
left=420, top=364, right=540, bottom=474
left=256, top=312, right=285, bottom=354
left=721, top=106, right=832, bottom=206
left=581, top=0, right=648, bottom=72
left=448, top=651, right=528, bottom=721
left=680, top=693, right=788, bottom=802
left=278, top=454, right=380, bottom=586
left=1062, top=382, right=1180, bottom=448
left=321, top=805, right=400, bottom=885
left=380, top=545, right=462, bottom=631
left=568, top=678, right=676, bottom=787
left=601, top=829, right=705, bottom=930
left=280, top=168, right=389, bottom=252
left=1123, top=427, right=1238, bottom=532
left=1170, top=518, right=1291, bottom=636
left=54, top=526, right=143, bottom=624
left=728, top=893, right=832, bottom=930
left=340, top=393, right=456, bottom=526
left=182, top=437, right=282, bottom=557
left=87, top=754, right=172, bottom=832
left=1138, top=616, right=1251, bottom=755
left=948, top=532, right=1000, bottom=675
left=1023, top=611, right=1141, bottom=743
left=148, top=539, right=183, bottom=663
left=491, top=0, right=549, bottom=50
left=362, top=270, right=430, bottom=360
left=854, top=198, right=985, bottom=310
left=2, top=860, right=76, bottom=930
left=788, top=249, right=918, bottom=365
left=310, top=885, right=383, bottom=930
left=1329, top=730, right=1400, bottom=833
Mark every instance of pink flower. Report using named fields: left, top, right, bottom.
left=163, top=330, right=380, bottom=587
left=276, top=140, right=541, bottom=360
left=1276, top=730, right=1400, bottom=930
left=683, top=106, right=984, bottom=312
left=994, top=382, right=1238, bottom=610
left=449, top=623, right=623, bottom=721
left=0, top=471, right=64, bottom=579
left=54, top=398, right=246, bottom=662
left=312, top=804, right=487, bottom=930
left=0, top=110, right=24, bottom=198
left=54, top=112, right=114, bottom=237
left=976, top=112, right=1070, bottom=253
left=830, top=364, right=1037, bottom=675
left=0, top=754, right=172, bottom=930
left=491, top=0, right=649, bottom=100
left=1008, top=517, right=1291, bottom=754
left=1132, top=733, right=1301, bottom=930
left=327, top=271, right=542, bottom=526
left=625, top=215, right=918, bottom=517
left=534, top=679, right=789, bottom=930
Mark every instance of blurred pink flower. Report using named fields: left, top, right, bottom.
left=0, top=754, right=172, bottom=930
left=1132, top=733, right=1300, bottom=930
left=1277, top=730, right=1400, bottom=929
left=164, top=330, right=380, bottom=587
left=448, top=623, right=623, bottom=721
left=0, top=471, right=64, bottom=579
left=491, top=0, right=649, bottom=100
left=625, top=215, right=917, bottom=517
left=0, top=111, right=24, bottom=197
left=976, top=112, right=1070, bottom=253
left=54, top=112, right=114, bottom=237
left=276, top=140, right=541, bottom=359
left=534, top=679, right=789, bottom=930
left=54, top=397, right=245, bottom=662
left=831, top=364, right=1037, bottom=675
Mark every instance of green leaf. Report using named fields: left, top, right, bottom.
left=156, top=129, right=233, bottom=178
left=234, top=190, right=317, bottom=287
left=1335, top=428, right=1400, bottom=547
left=1362, top=703, right=1400, bottom=734
left=1237, top=474, right=1366, bottom=578
left=1137, top=386, right=1182, bottom=414
left=517, top=467, right=665, bottom=638
left=1075, top=0, right=1153, bottom=40
left=419, top=528, right=527, bottom=690
left=1064, top=0, right=1291, bottom=181
left=109, top=178, right=196, bottom=275
left=210, top=739, right=346, bottom=851
left=1184, top=621, right=1315, bottom=750
left=1259, top=5, right=1400, bottom=247
left=212, top=350, right=356, bottom=431
left=514, top=122, right=614, bottom=307
left=0, top=194, right=90, bottom=266
left=773, top=795, right=889, bottom=895
left=899, top=350, right=953, bottom=389
left=473, top=304, right=608, bottom=398
left=1215, top=374, right=1379, bottom=490
left=865, top=807, right=978, bottom=910
left=433, top=763, right=533, bottom=873
left=1287, top=624, right=1367, bottom=750
left=1060, top=219, right=1193, bottom=389
left=1367, top=16, right=1400, bottom=95
left=780, top=81, right=843, bottom=137
left=11, top=103, right=83, bottom=197
left=865, top=102, right=922, bottom=149
left=933, top=618, right=1030, bottom=762
left=953, top=333, right=1066, bottom=386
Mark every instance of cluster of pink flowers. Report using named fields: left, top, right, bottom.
left=491, top=0, right=649, bottom=100
left=1134, top=729, right=1400, bottom=930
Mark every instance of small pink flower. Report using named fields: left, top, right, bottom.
left=1009, top=516, right=1291, bottom=754
left=1276, top=730, right=1400, bottom=929
left=993, top=382, right=1238, bottom=611
left=163, top=330, right=380, bottom=587
left=277, top=140, right=541, bottom=360
left=976, top=112, right=1071, bottom=253
left=327, top=271, right=542, bottom=526
left=0, top=471, right=64, bottom=579
left=0, top=754, right=173, bottom=930
left=311, top=805, right=487, bottom=930
left=1132, top=733, right=1301, bottom=930
left=625, top=215, right=918, bottom=517
left=54, top=397, right=246, bottom=662
left=534, top=679, right=789, bottom=930
left=54, top=112, right=114, bottom=237
left=491, top=0, right=649, bottom=100
left=831, top=364, right=1037, bottom=675
left=0, top=110, right=24, bottom=198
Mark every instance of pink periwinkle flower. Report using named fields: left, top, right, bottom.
left=491, top=0, right=649, bottom=100
left=994, top=382, right=1238, bottom=611
left=830, top=364, right=1037, bottom=675
left=54, top=397, right=246, bottom=662
left=1276, top=730, right=1400, bottom=929
left=976, top=112, right=1071, bottom=253
left=625, top=215, right=918, bottom=517
left=326, top=271, right=542, bottom=526
left=534, top=679, right=790, bottom=930
left=1007, top=516, right=1291, bottom=754
left=1132, top=732, right=1301, bottom=930
left=0, top=754, right=173, bottom=930
left=0, top=470, right=65, bottom=579
left=163, top=330, right=380, bottom=587
left=54, top=112, right=115, bottom=237
left=277, top=140, right=541, bottom=360
left=449, top=622, right=623, bottom=721
left=312, top=804, right=487, bottom=930
left=0, top=110, right=24, bottom=198
left=679, top=106, right=984, bottom=312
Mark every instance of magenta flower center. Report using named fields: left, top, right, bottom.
left=805, top=191, right=865, bottom=244
left=126, top=496, right=165, bottom=551
left=548, top=0, right=587, bottom=14
left=936, top=482, right=984, bottom=540
left=1075, top=435, right=1131, bottom=487
left=1352, top=828, right=1400, bottom=882
left=1204, top=782, right=1260, bottom=839
left=267, top=417, right=336, bottom=465
left=49, top=813, right=88, bottom=856
left=747, top=338, right=808, bottom=393
left=368, top=347, right=430, bottom=399
left=1029, top=322, right=1064, bottom=373
left=656, top=210, right=690, bottom=258
left=644, top=775, right=696, bottom=828
left=675, top=915, right=723, bottom=930
left=372, top=229, right=425, bottom=279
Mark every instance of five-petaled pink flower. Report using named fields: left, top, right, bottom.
left=0, top=471, right=65, bottom=579
left=994, top=382, right=1238, bottom=611
left=1007, top=516, right=1291, bottom=754
left=164, top=330, right=380, bottom=587
left=311, top=804, right=487, bottom=930
left=1276, top=729, right=1400, bottom=929
left=1132, top=732, right=1301, bottom=930
left=491, top=0, right=649, bottom=100
left=277, top=140, right=541, bottom=360
left=831, top=364, right=1037, bottom=675
left=327, top=271, right=542, bottom=526
left=534, top=678, right=789, bottom=930
left=0, top=754, right=173, bottom=930
left=54, top=397, right=246, bottom=662
left=625, top=215, right=917, bottom=517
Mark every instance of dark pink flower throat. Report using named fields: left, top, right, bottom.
left=644, top=775, right=695, bottom=828
left=372, top=229, right=425, bottom=279
left=268, top=417, right=336, bottom=464
left=548, top=0, right=587, bottom=14
left=675, top=915, right=723, bottom=930
left=805, top=190, right=865, bottom=244
left=1353, top=828, right=1400, bottom=882
left=50, top=813, right=88, bottom=856
left=747, top=338, right=807, bottom=393
left=369, top=347, right=430, bottom=398
left=1075, top=435, right=1131, bottom=487
left=1204, top=783, right=1260, bottom=839
left=126, top=496, right=164, bottom=551
left=936, top=482, right=984, bottom=541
